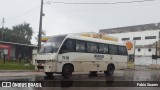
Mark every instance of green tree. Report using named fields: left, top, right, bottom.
left=12, top=23, right=33, bottom=44
left=0, top=23, right=33, bottom=44
left=0, top=28, right=13, bottom=42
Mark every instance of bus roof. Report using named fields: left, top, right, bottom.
left=41, top=32, right=119, bottom=42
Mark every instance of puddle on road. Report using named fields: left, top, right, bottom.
left=1, top=70, right=160, bottom=81
left=0, top=70, right=160, bottom=88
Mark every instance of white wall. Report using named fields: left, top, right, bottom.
left=108, top=30, right=160, bottom=45
left=32, top=49, right=37, bottom=65
left=135, top=47, right=155, bottom=56
left=10, top=45, right=16, bottom=58
left=135, top=56, right=160, bottom=66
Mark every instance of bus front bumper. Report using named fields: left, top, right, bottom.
left=44, top=65, right=53, bottom=72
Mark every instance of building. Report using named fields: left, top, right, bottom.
left=99, top=23, right=160, bottom=56
left=135, top=45, right=155, bottom=56
left=0, top=41, right=37, bottom=64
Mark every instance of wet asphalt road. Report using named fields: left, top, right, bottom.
left=0, top=66, right=160, bottom=90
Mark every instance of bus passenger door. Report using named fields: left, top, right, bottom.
left=108, top=45, right=119, bottom=69
left=57, top=39, right=75, bottom=72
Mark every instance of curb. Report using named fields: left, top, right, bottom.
left=0, top=70, right=39, bottom=72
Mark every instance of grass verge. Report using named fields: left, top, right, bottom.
left=0, top=60, right=35, bottom=70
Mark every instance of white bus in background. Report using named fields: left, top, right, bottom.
left=36, top=33, right=128, bottom=78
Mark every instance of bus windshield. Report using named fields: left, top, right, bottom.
left=39, top=35, right=66, bottom=53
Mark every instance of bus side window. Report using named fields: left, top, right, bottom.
left=61, top=39, right=75, bottom=53
left=76, top=40, right=85, bottom=52
left=109, top=45, right=118, bottom=55
left=87, top=42, right=98, bottom=53
left=99, top=44, right=104, bottom=54
left=98, top=44, right=109, bottom=54
left=118, top=46, right=128, bottom=55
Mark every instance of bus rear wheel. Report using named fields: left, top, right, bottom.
left=45, top=72, right=53, bottom=77
left=104, top=65, right=115, bottom=76
left=62, top=65, right=73, bottom=78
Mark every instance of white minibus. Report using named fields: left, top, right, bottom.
left=36, top=34, right=128, bottom=78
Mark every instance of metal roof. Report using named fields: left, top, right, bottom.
left=0, top=41, right=37, bottom=47
left=100, top=23, right=160, bottom=34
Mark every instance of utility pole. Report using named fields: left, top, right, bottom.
left=1, top=18, right=5, bottom=63
left=2, top=17, right=5, bottom=28
left=156, top=41, right=157, bottom=56
left=1, top=18, right=5, bottom=41
left=38, top=0, right=44, bottom=51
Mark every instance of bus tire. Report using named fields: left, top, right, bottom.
left=104, top=64, right=115, bottom=76
left=45, top=72, right=53, bottom=77
left=62, top=65, right=73, bottom=78
left=89, top=71, right=97, bottom=75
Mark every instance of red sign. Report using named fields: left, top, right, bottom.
left=0, top=45, right=10, bottom=49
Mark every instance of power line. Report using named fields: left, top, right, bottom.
left=46, top=0, right=160, bottom=12
left=6, top=5, right=40, bottom=21
left=46, top=0, right=156, bottom=5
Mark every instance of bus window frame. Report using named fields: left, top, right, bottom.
left=59, top=38, right=128, bottom=56
left=108, top=44, right=118, bottom=55
left=98, top=43, right=109, bottom=54
left=86, top=41, right=98, bottom=53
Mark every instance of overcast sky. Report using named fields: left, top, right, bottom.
left=0, top=0, right=160, bottom=45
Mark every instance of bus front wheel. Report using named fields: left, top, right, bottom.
left=62, top=65, right=73, bottom=78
